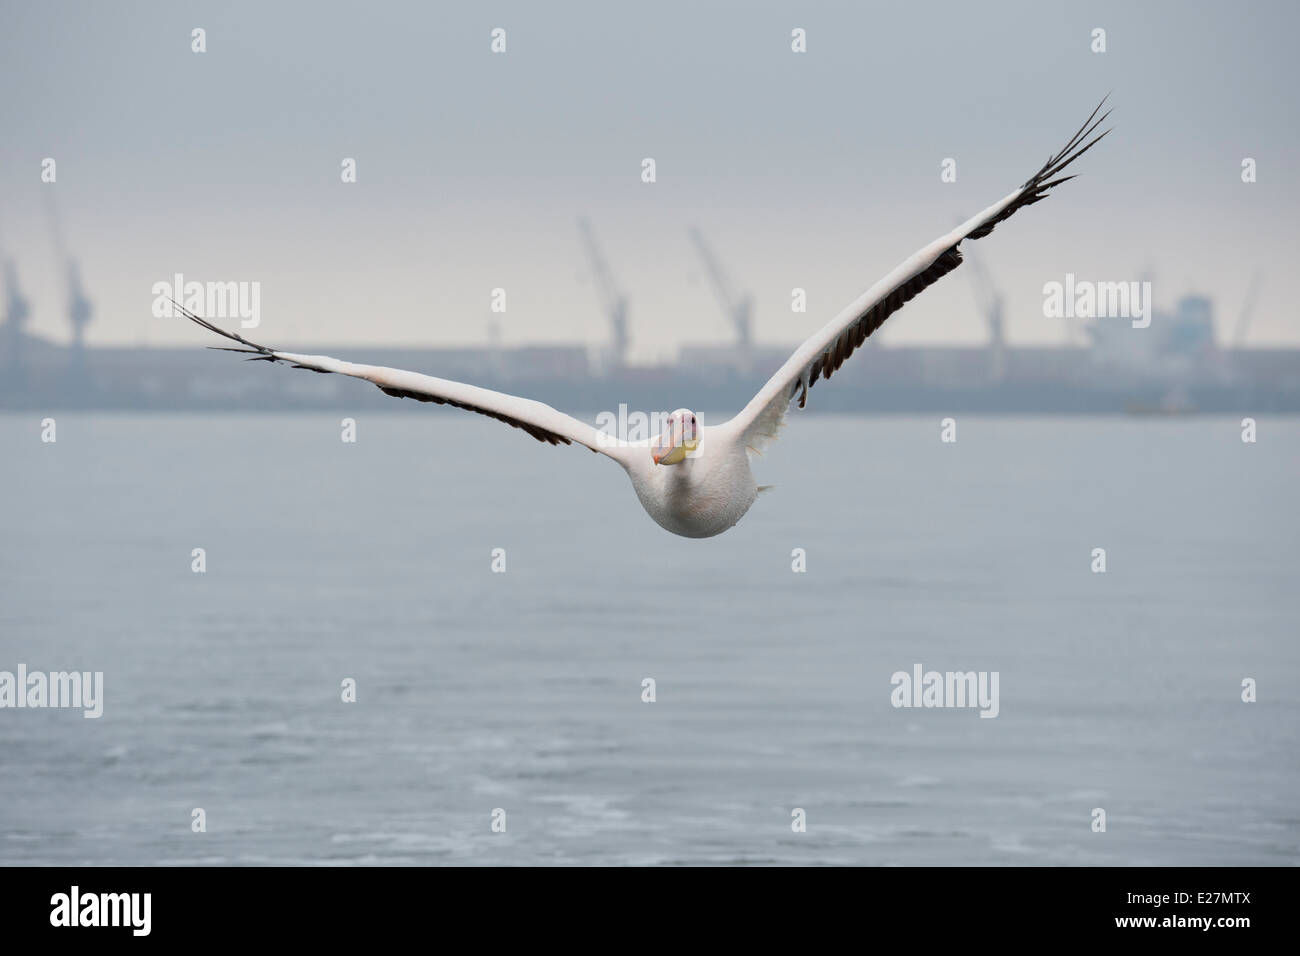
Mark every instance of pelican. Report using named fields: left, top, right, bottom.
left=181, top=100, right=1110, bottom=538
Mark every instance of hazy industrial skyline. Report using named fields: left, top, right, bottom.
left=0, top=0, right=1295, bottom=360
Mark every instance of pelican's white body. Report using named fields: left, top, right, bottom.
left=622, top=424, right=758, bottom=538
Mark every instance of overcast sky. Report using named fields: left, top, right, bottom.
left=0, top=0, right=1296, bottom=358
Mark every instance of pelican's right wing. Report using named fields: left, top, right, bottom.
left=178, top=304, right=635, bottom=465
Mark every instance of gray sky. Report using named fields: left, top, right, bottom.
left=1, top=0, right=1296, bottom=358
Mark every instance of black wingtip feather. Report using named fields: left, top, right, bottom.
left=174, top=298, right=278, bottom=357
left=965, top=97, right=1112, bottom=243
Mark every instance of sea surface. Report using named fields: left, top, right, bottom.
left=1, top=412, right=1297, bottom=865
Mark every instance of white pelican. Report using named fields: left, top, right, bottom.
left=181, top=100, right=1109, bottom=538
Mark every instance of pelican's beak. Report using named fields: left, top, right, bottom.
left=653, top=442, right=676, bottom=466
left=652, top=421, right=698, bottom=465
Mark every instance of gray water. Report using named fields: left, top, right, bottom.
left=1, top=412, right=1297, bottom=865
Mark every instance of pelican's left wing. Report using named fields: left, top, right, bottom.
left=722, top=98, right=1111, bottom=455
left=178, top=304, right=635, bottom=464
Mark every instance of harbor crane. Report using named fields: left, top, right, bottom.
left=577, top=217, right=630, bottom=372
left=965, top=250, right=1007, bottom=383
left=688, top=227, right=754, bottom=373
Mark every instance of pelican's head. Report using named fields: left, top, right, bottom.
left=652, top=408, right=699, bottom=466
